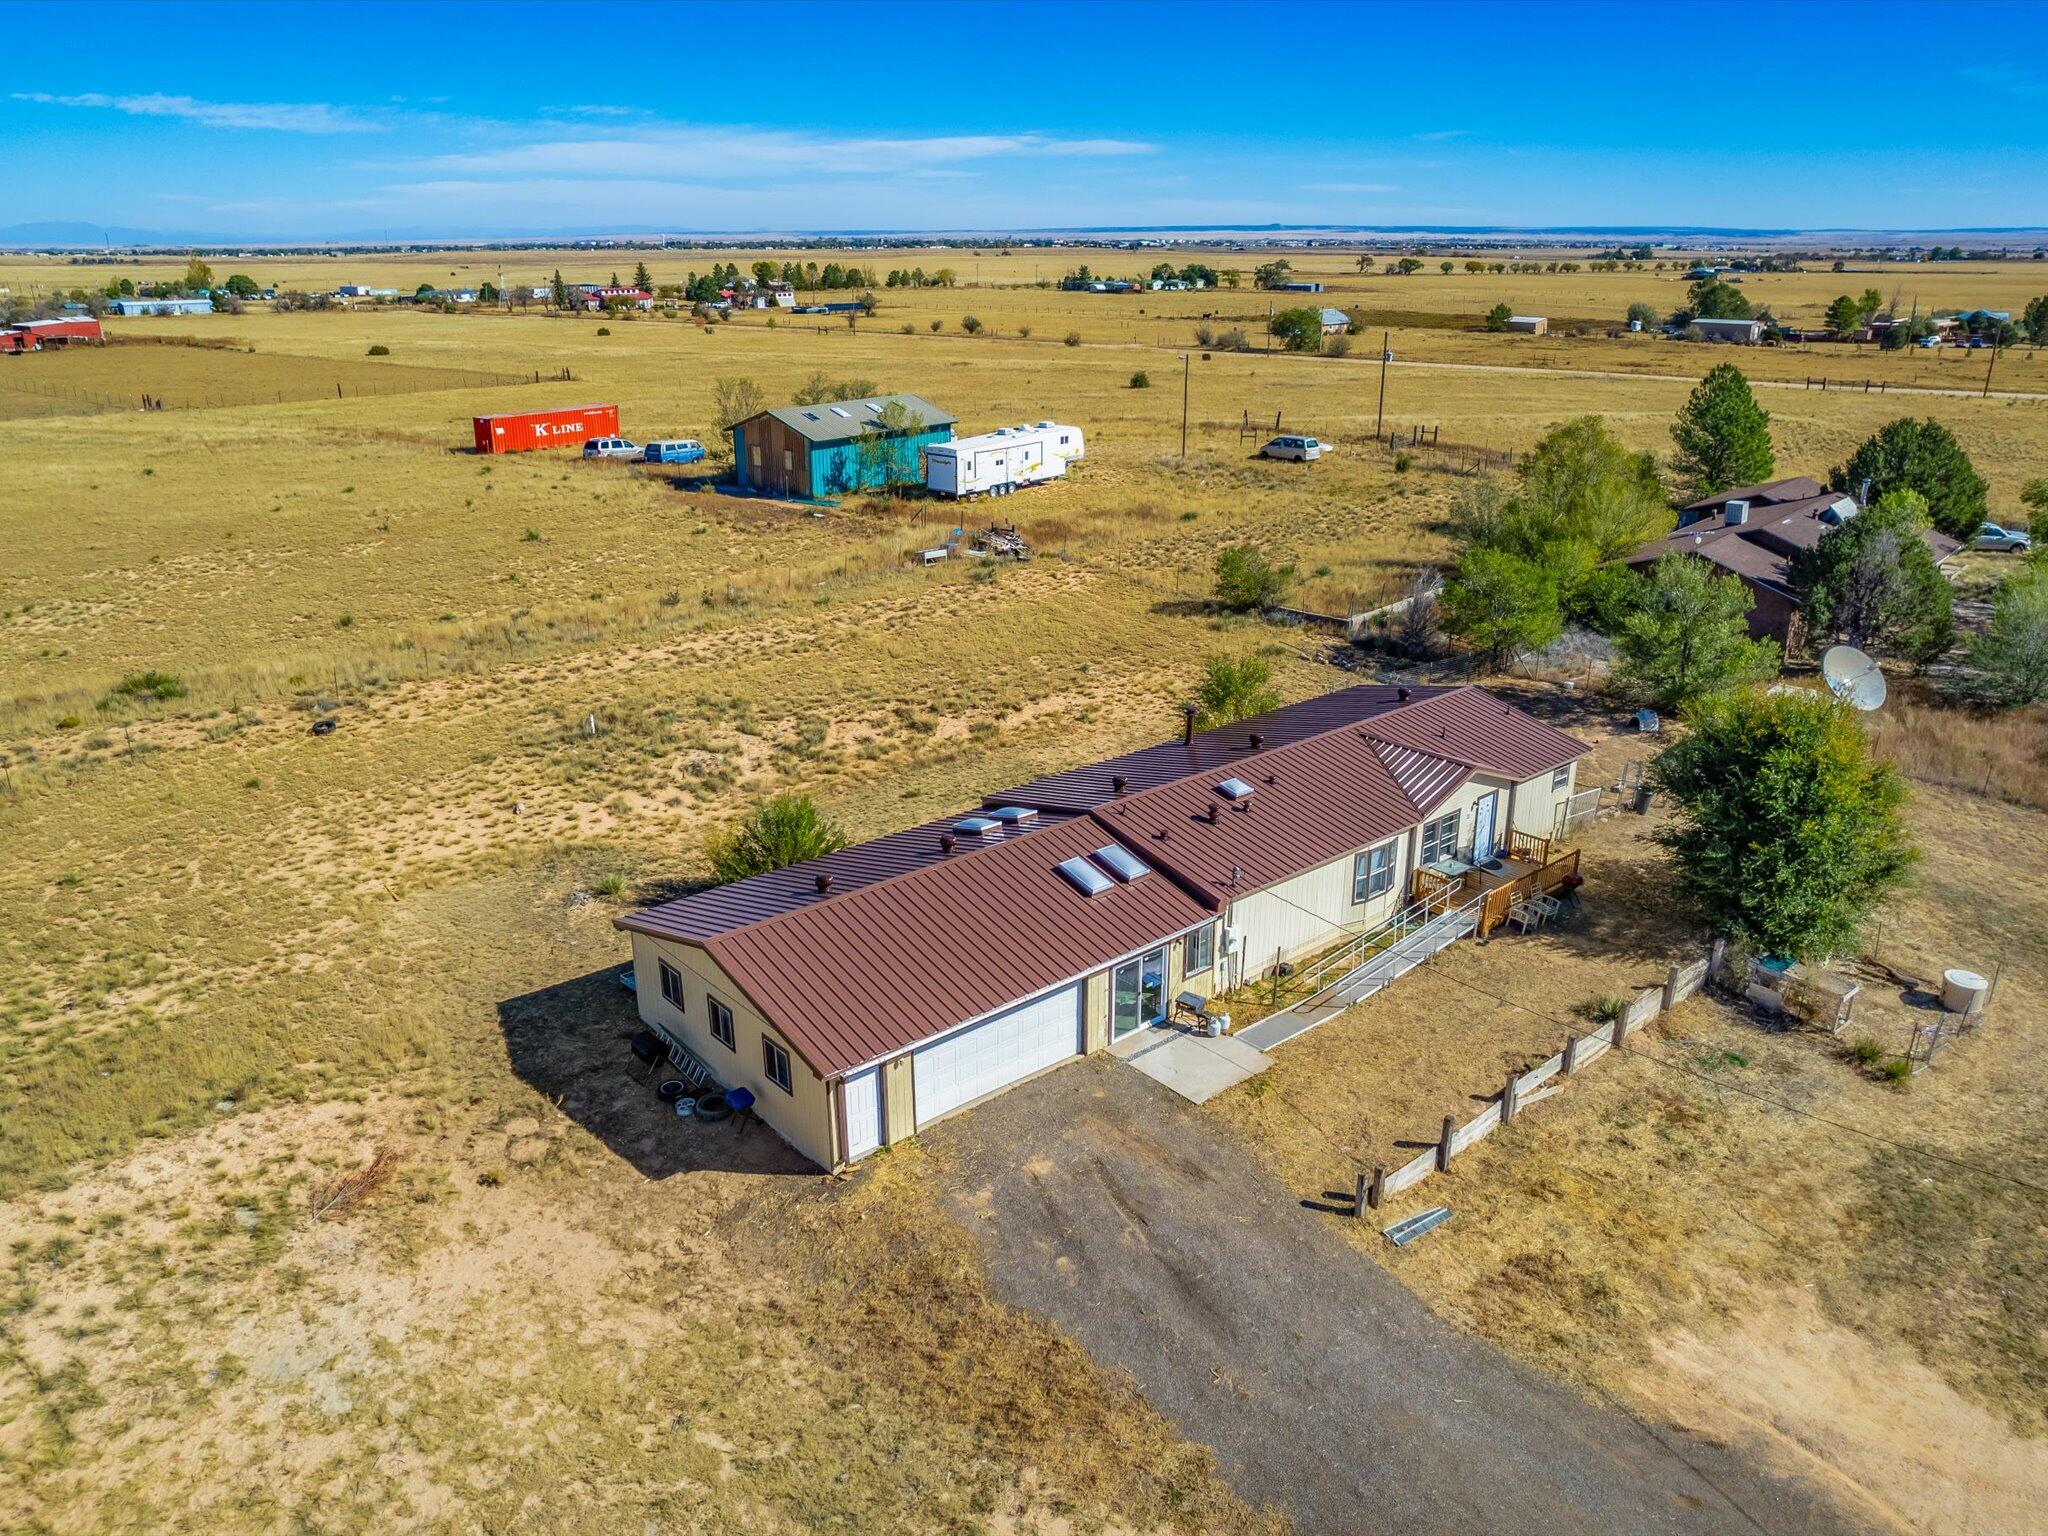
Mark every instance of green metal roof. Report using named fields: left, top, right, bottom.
left=752, top=393, right=955, bottom=444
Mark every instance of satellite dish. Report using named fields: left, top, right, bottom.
left=1821, top=645, right=1887, bottom=711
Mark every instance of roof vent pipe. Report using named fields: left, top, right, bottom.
left=1207, top=803, right=1220, bottom=824
left=1248, top=732, right=1264, bottom=750
left=1397, top=686, right=1411, bottom=702
left=939, top=832, right=956, bottom=854
left=814, top=873, right=833, bottom=894
left=1182, top=702, right=1198, bottom=745
left=1113, top=774, right=1129, bottom=794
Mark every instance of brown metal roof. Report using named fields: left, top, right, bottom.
left=616, top=685, right=1587, bottom=1079
left=1630, top=493, right=1957, bottom=598
left=695, top=816, right=1217, bottom=1078
left=1678, top=476, right=1826, bottom=514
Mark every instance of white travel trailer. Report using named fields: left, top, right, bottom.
left=924, top=421, right=1085, bottom=498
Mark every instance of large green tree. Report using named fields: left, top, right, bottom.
left=1650, top=691, right=1915, bottom=960
left=1670, top=364, right=1774, bottom=498
left=1441, top=545, right=1562, bottom=666
left=1192, top=653, right=1282, bottom=729
left=1685, top=278, right=1752, bottom=320
left=1516, top=414, right=1670, bottom=561
left=1789, top=489, right=1955, bottom=665
left=707, top=794, right=848, bottom=883
left=1829, top=417, right=1988, bottom=542
left=1270, top=307, right=1324, bottom=352
left=1614, top=556, right=1781, bottom=711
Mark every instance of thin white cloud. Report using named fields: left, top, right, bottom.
left=12, top=90, right=385, bottom=133
left=415, top=127, right=1157, bottom=178
left=1414, top=128, right=1470, bottom=142
left=1311, top=182, right=1399, bottom=194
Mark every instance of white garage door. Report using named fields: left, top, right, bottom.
left=913, top=983, right=1083, bottom=1128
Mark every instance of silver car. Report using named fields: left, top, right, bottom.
left=1975, top=522, right=2033, bottom=553
left=1260, top=435, right=1329, bottom=462
left=581, top=436, right=641, bottom=460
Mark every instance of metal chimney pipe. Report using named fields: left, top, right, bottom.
left=1248, top=732, right=1264, bottom=750
left=939, top=832, right=956, bottom=854
left=1112, top=774, right=1128, bottom=794
left=1397, top=686, right=1411, bottom=702
left=1182, top=703, right=1198, bottom=744
left=814, top=872, right=833, bottom=894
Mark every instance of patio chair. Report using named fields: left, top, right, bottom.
left=1506, top=897, right=1543, bottom=933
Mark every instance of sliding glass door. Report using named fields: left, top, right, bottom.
left=1111, top=947, right=1169, bottom=1038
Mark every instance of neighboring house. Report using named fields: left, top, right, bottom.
left=617, top=684, right=1588, bottom=1170
left=1690, top=316, right=1763, bottom=344
left=105, top=296, right=212, bottom=316
left=1505, top=315, right=1548, bottom=334
left=1319, top=307, right=1352, bottom=335
left=729, top=282, right=796, bottom=309
left=1279, top=280, right=1325, bottom=293
left=337, top=284, right=397, bottom=298
left=579, top=285, right=654, bottom=310
left=729, top=392, right=956, bottom=500
left=1625, top=476, right=1961, bottom=648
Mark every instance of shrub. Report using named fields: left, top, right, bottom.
left=596, top=326, right=610, bottom=336
left=110, top=670, right=186, bottom=703
left=1193, top=324, right=1214, bottom=347
left=592, top=872, right=628, bottom=900
left=1064, top=330, right=1081, bottom=346
left=930, top=319, right=943, bottom=332
left=1484, top=302, right=1513, bottom=332
left=1214, top=545, right=1296, bottom=612
left=1017, top=325, right=1031, bottom=339
left=1193, top=653, right=1281, bottom=728
left=366, top=344, right=390, bottom=356
left=706, top=793, right=849, bottom=882
left=1130, top=371, right=1150, bottom=389
left=1879, top=1057, right=1913, bottom=1087
left=1848, top=1036, right=1885, bottom=1065
left=1394, top=452, right=1413, bottom=473
left=1584, top=994, right=1627, bottom=1023
left=961, top=315, right=983, bottom=334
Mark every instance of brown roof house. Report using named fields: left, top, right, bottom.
left=1624, top=476, right=1961, bottom=651
left=617, top=685, right=1587, bottom=1169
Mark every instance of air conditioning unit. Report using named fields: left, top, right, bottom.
left=1221, top=925, right=1244, bottom=953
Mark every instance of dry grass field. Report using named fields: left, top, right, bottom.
left=3, top=255, right=2045, bottom=1533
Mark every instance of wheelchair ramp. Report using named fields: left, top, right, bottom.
left=1236, top=903, right=1479, bottom=1053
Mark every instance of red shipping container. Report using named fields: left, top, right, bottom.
left=472, top=403, right=620, bottom=454
left=0, top=330, right=31, bottom=354
left=15, top=318, right=102, bottom=344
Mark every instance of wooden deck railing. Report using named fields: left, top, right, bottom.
left=1475, top=848, right=1582, bottom=937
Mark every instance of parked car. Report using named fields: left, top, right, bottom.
left=582, top=436, right=640, bottom=460
left=643, top=439, right=706, bottom=465
left=1975, top=522, right=2033, bottom=553
left=1260, top=435, right=1331, bottom=462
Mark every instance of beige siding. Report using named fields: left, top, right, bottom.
left=881, top=1057, right=914, bottom=1146
left=1082, top=970, right=1110, bottom=1052
left=1509, top=763, right=1574, bottom=839
left=1222, top=832, right=1410, bottom=983
left=630, top=932, right=837, bottom=1169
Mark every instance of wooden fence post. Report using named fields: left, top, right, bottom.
left=1501, top=1068, right=1521, bottom=1123
left=1366, top=1165, right=1386, bottom=1211
left=1355, top=1170, right=1372, bottom=1217
left=1562, top=1032, right=1581, bottom=1076
left=1662, top=962, right=1683, bottom=1012
left=1436, top=1115, right=1455, bottom=1171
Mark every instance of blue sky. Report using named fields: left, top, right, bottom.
left=4, top=0, right=2044, bottom=239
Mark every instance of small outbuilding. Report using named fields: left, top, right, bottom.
left=106, top=296, right=212, bottom=316
left=1319, top=307, right=1352, bottom=335
left=731, top=393, right=956, bottom=501
left=1691, top=316, right=1763, bottom=344
left=1505, top=315, right=1548, bottom=334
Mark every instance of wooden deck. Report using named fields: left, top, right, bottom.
left=1410, top=830, right=1582, bottom=939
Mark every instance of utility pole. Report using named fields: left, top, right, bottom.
left=1180, top=353, right=1191, bottom=459
left=1983, top=341, right=1999, bottom=399
left=1375, top=329, right=1392, bottom=438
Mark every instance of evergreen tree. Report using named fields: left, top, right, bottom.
left=1830, top=418, right=1988, bottom=542
left=1670, top=363, right=1774, bottom=497
left=1961, top=570, right=2048, bottom=708
left=1790, top=489, right=1955, bottom=664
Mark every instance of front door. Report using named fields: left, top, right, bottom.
left=1111, top=947, right=1169, bottom=1038
left=1472, top=792, right=1499, bottom=862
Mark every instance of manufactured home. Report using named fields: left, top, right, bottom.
left=924, top=421, right=1085, bottom=498
left=618, top=685, right=1587, bottom=1170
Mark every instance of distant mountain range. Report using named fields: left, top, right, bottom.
left=3, top=219, right=2045, bottom=251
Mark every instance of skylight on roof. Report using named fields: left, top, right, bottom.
left=802, top=410, right=820, bottom=420
left=1056, top=857, right=1114, bottom=896
left=1216, top=777, right=1255, bottom=801
left=863, top=401, right=882, bottom=412
left=1091, top=844, right=1149, bottom=882
left=954, top=816, right=999, bottom=836
left=830, top=405, right=852, bottom=418
left=988, top=806, right=1038, bottom=825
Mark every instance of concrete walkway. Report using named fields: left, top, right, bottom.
left=1121, top=1027, right=1272, bottom=1103
left=925, top=1060, right=1864, bottom=1536
left=1237, top=903, right=1478, bottom=1052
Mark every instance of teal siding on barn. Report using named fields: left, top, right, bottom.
left=808, top=428, right=952, bottom=499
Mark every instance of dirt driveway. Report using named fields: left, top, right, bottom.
left=924, top=1059, right=1866, bottom=1536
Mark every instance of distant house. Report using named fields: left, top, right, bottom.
left=1319, top=307, right=1352, bottom=335
left=730, top=393, right=956, bottom=501
left=106, top=296, right=212, bottom=316
left=1505, top=315, right=1548, bottom=335
left=729, top=283, right=796, bottom=310
left=337, top=284, right=397, bottom=298
left=1625, top=476, right=1960, bottom=649
left=1690, top=316, right=1763, bottom=344
left=1279, top=280, right=1324, bottom=293
left=579, top=285, right=653, bottom=311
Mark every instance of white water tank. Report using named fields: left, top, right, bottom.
left=1941, top=968, right=1990, bottom=1014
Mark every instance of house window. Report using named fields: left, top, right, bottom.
left=1552, top=766, right=1571, bottom=792
left=1184, top=922, right=1216, bottom=974
left=1420, top=812, right=1461, bottom=865
left=749, top=444, right=760, bottom=468
left=1353, top=840, right=1397, bottom=902
left=708, top=995, right=735, bottom=1050
left=781, top=449, right=792, bottom=472
left=762, top=1036, right=794, bottom=1094
left=658, top=959, right=685, bottom=1010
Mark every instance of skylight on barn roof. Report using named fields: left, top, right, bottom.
left=1216, top=777, right=1255, bottom=801
left=830, top=405, right=852, bottom=418
left=954, top=815, right=999, bottom=836
left=988, top=806, right=1038, bottom=825
left=1091, top=844, right=1149, bottom=882
left=1055, top=856, right=1114, bottom=896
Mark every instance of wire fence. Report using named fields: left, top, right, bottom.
left=0, top=363, right=573, bottom=417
